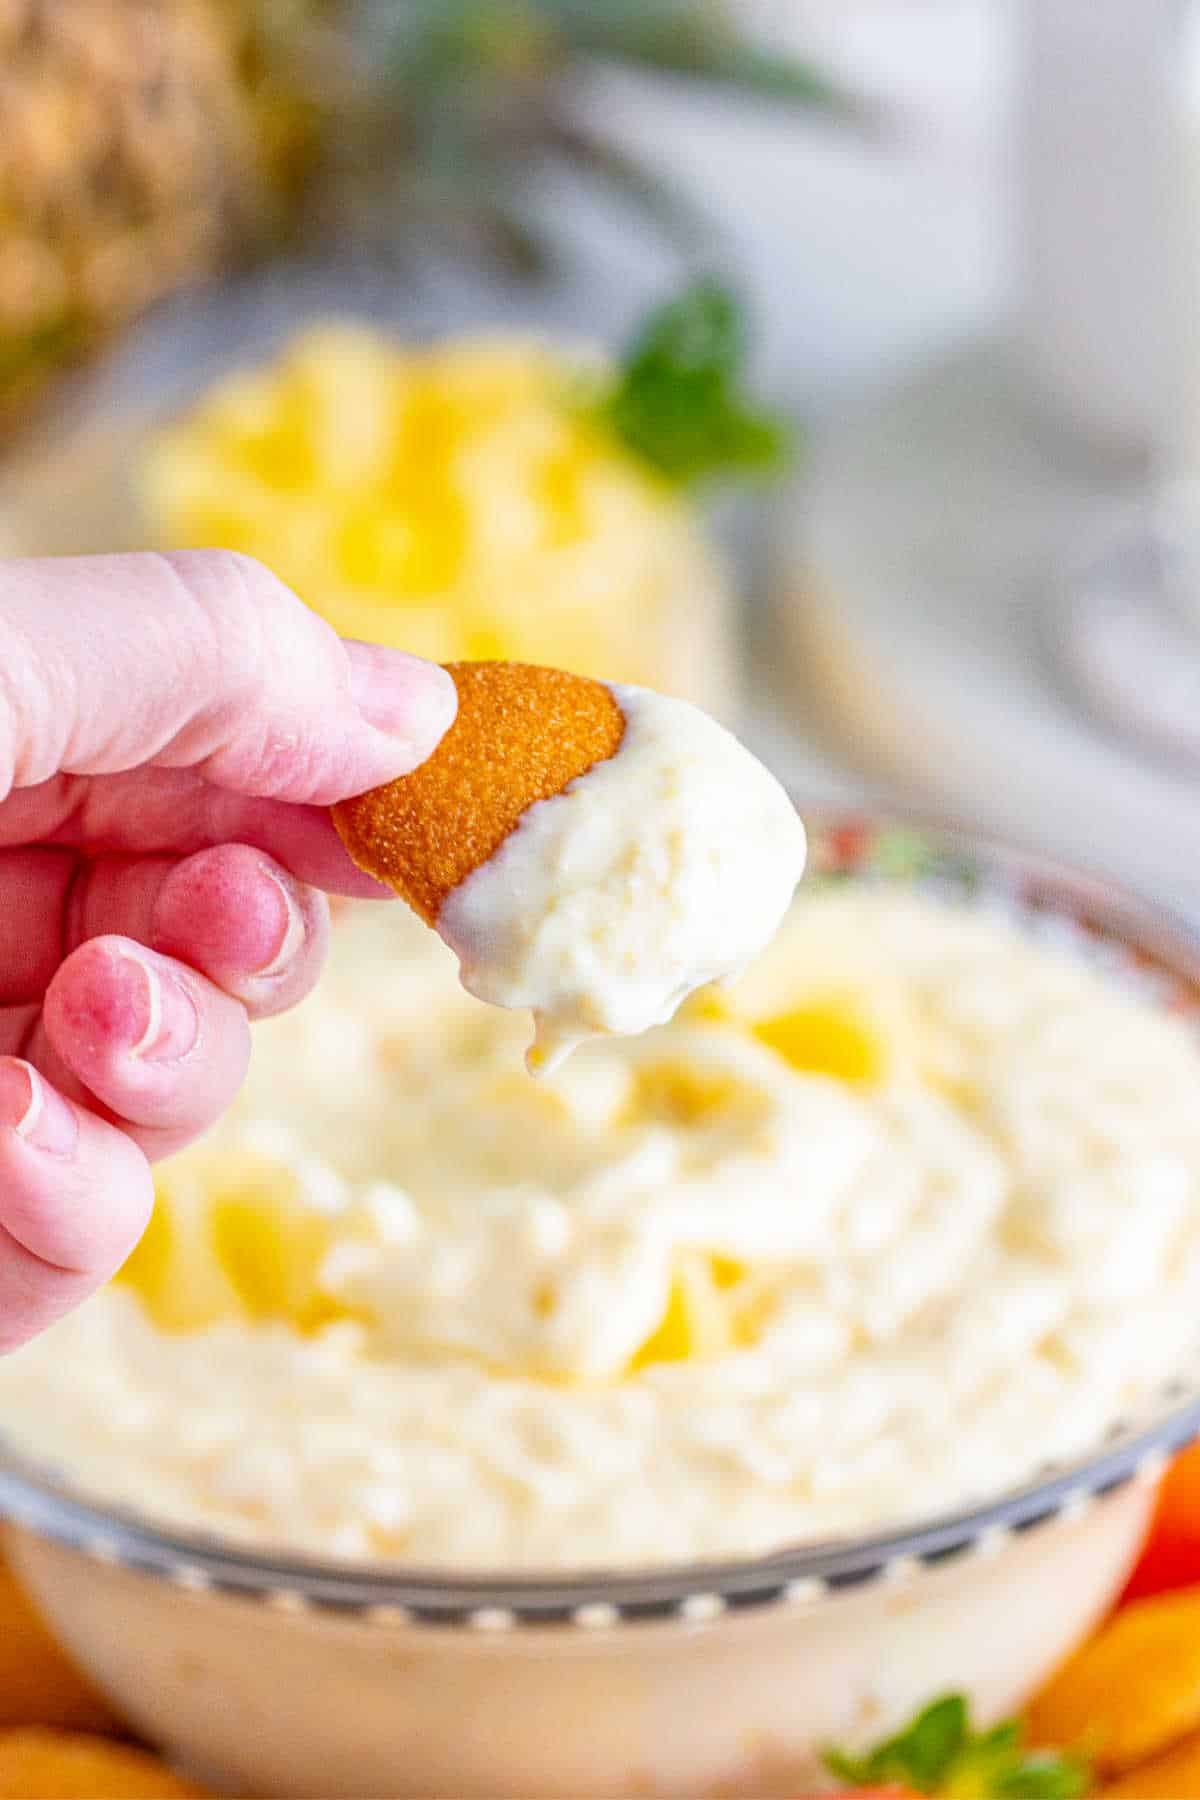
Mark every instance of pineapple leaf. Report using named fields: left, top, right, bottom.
left=330, top=1, right=872, bottom=274
left=539, top=0, right=871, bottom=119
left=399, top=0, right=869, bottom=117
left=356, top=1, right=565, bottom=86
left=541, top=118, right=711, bottom=248
left=597, top=278, right=791, bottom=487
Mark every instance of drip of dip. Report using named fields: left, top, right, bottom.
left=436, top=684, right=807, bottom=1072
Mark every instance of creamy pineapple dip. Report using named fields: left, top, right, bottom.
left=439, top=684, right=807, bottom=1072
left=1, top=887, right=1199, bottom=1571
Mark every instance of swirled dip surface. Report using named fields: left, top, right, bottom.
left=439, top=685, right=806, bottom=1071
left=1, top=889, right=1198, bottom=1570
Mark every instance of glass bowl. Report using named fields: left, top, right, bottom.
left=2, top=809, right=1200, bottom=1799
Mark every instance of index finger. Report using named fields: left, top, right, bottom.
left=0, top=552, right=456, bottom=805
left=0, top=767, right=391, bottom=898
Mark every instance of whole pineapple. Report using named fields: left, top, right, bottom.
left=0, top=0, right=269, bottom=430
left=0, top=1, right=860, bottom=435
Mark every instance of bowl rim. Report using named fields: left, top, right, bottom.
left=3, top=801, right=1200, bottom=1632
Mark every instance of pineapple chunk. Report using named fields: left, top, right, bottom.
left=139, top=323, right=734, bottom=713
left=676, top=984, right=737, bottom=1027
left=334, top=492, right=466, bottom=595
left=753, top=995, right=888, bottom=1086
left=283, top=326, right=397, bottom=489
left=207, top=1153, right=336, bottom=1332
left=116, top=1149, right=341, bottom=1335
left=679, top=967, right=902, bottom=1090
left=114, top=1168, right=242, bottom=1333
left=629, top=1254, right=734, bottom=1370
left=633, top=1062, right=744, bottom=1127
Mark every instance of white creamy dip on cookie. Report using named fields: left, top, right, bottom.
left=437, top=685, right=806, bottom=1071
left=1, top=889, right=1198, bottom=1571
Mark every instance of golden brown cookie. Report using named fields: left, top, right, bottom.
left=0, top=1731, right=208, bottom=1798
left=332, top=661, right=625, bottom=923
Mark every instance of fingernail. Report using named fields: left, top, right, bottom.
left=0, top=1060, right=77, bottom=1157
left=349, top=645, right=457, bottom=758
left=116, top=950, right=200, bottom=1063
left=256, top=866, right=305, bottom=978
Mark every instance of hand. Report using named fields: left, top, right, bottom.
left=0, top=551, right=456, bottom=1352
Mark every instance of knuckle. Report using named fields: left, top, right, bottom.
left=0, top=611, right=68, bottom=794
left=172, top=548, right=348, bottom=708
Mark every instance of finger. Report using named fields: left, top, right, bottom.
left=0, top=849, right=78, bottom=1005
left=148, top=846, right=330, bottom=1019
left=0, top=1059, right=153, bottom=1351
left=41, top=937, right=251, bottom=1160
left=62, top=845, right=330, bottom=1021
left=0, top=770, right=390, bottom=897
left=0, top=846, right=330, bottom=1018
left=0, top=1005, right=40, bottom=1061
left=0, top=551, right=456, bottom=804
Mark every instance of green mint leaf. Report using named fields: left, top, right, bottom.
left=822, top=1695, right=968, bottom=1789
left=963, top=1721, right=1023, bottom=1771
left=823, top=1695, right=1093, bottom=1797
left=621, top=278, right=744, bottom=380
left=881, top=1695, right=970, bottom=1788
left=823, top=1748, right=873, bottom=1786
left=991, top=1751, right=1092, bottom=1800
left=597, top=278, right=793, bottom=487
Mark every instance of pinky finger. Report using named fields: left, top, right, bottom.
left=0, top=1059, right=153, bottom=1353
